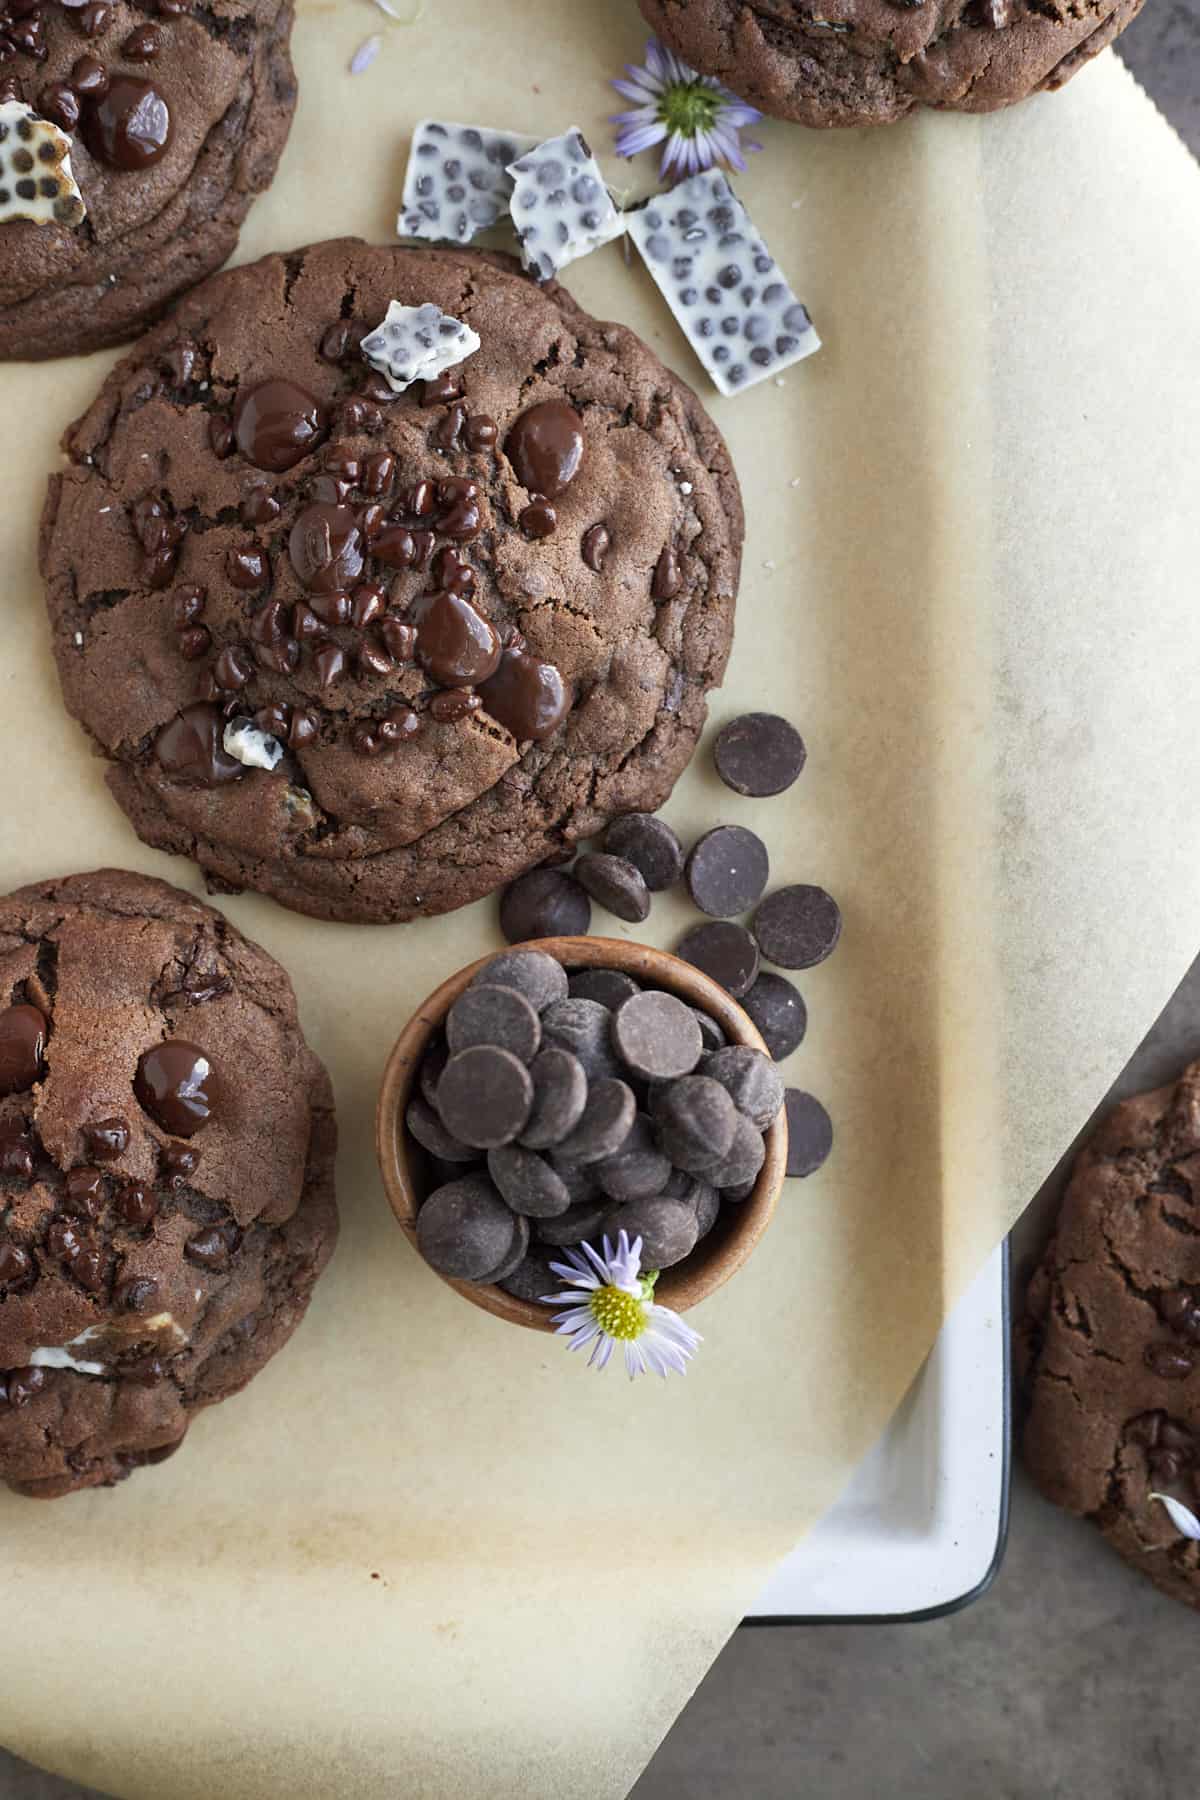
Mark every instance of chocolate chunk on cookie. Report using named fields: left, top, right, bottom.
left=0, top=869, right=337, bottom=1499
left=42, top=241, right=742, bottom=923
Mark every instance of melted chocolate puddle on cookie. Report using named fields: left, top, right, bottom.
left=82, top=75, right=172, bottom=171
left=478, top=647, right=570, bottom=742
left=134, top=1040, right=216, bottom=1137
left=0, top=1004, right=48, bottom=1096
left=154, top=703, right=243, bottom=787
left=504, top=399, right=584, bottom=499
left=234, top=380, right=328, bottom=473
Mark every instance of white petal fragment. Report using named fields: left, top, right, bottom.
left=1149, top=1492, right=1200, bottom=1540
left=349, top=34, right=383, bottom=74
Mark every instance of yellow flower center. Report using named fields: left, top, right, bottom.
left=589, top=1284, right=646, bottom=1342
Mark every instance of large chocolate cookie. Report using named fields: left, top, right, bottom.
left=0, top=868, right=337, bottom=1497
left=1020, top=1059, right=1200, bottom=1608
left=638, top=0, right=1144, bottom=127
left=0, top=0, right=296, bottom=361
left=40, top=240, right=743, bottom=923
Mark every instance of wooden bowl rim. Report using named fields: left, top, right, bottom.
left=375, top=936, right=788, bottom=1333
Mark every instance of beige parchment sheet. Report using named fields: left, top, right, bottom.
left=0, top=4, right=1198, bottom=1793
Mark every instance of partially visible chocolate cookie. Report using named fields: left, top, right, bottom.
left=1020, top=1058, right=1200, bottom=1608
left=0, top=0, right=296, bottom=362
left=0, top=869, right=337, bottom=1497
left=639, top=0, right=1144, bottom=127
left=41, top=240, right=743, bottom=922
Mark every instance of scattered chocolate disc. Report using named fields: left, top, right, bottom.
left=602, top=1196, right=698, bottom=1271
left=468, top=948, right=568, bottom=1013
left=651, top=1075, right=737, bottom=1173
left=436, top=1045, right=534, bottom=1149
left=785, top=1089, right=833, bottom=1177
left=714, top=713, right=807, bottom=798
left=555, top=1077, right=637, bottom=1164
left=499, top=1249, right=562, bottom=1302
left=611, top=990, right=703, bottom=1081
left=416, top=1174, right=518, bottom=1280
left=593, top=1113, right=672, bottom=1203
left=535, top=1195, right=611, bottom=1247
left=753, top=885, right=842, bottom=970
left=603, top=813, right=685, bottom=892
left=701, top=1046, right=785, bottom=1131
left=707, top=1112, right=767, bottom=1189
left=487, top=1145, right=572, bottom=1218
left=540, top=997, right=622, bottom=1082
left=573, top=853, right=651, bottom=925
left=567, top=968, right=642, bottom=1010
left=676, top=920, right=760, bottom=999
left=740, top=973, right=807, bottom=1061
left=446, top=984, right=542, bottom=1063
left=518, top=1048, right=589, bottom=1149
left=499, top=868, right=591, bottom=943
left=405, top=1095, right=478, bottom=1164
left=479, top=1210, right=531, bottom=1284
left=686, top=826, right=770, bottom=919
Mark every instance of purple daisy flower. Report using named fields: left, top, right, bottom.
left=611, top=38, right=763, bottom=180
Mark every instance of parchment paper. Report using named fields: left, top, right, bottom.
left=0, top=8, right=1198, bottom=1795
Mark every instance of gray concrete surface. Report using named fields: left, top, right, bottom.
left=2, top=7, right=1196, bottom=1796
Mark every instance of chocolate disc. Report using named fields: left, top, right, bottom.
left=602, top=1196, right=698, bottom=1271
left=685, top=826, right=770, bottom=919
left=714, top=712, right=807, bottom=797
left=555, top=1077, right=637, bottom=1165
left=784, top=1089, right=834, bottom=1177
left=567, top=968, right=642, bottom=1011
left=740, top=972, right=808, bottom=1061
left=487, top=1145, right=572, bottom=1218
left=700, top=1045, right=785, bottom=1130
left=468, top=949, right=569, bottom=1013
left=446, top=984, right=542, bottom=1063
left=573, top=853, right=651, bottom=925
left=593, top=1113, right=672, bottom=1204
left=436, top=1045, right=534, bottom=1149
left=676, top=920, right=760, bottom=998
left=611, top=991, right=703, bottom=1081
left=519, top=1048, right=589, bottom=1150
left=540, top=997, right=622, bottom=1083
left=405, top=1095, right=478, bottom=1164
left=651, top=1075, right=737, bottom=1173
left=416, top=1174, right=518, bottom=1281
left=603, top=813, right=684, bottom=892
left=534, top=1195, right=611, bottom=1247
left=499, top=868, right=591, bottom=944
left=753, top=885, right=842, bottom=970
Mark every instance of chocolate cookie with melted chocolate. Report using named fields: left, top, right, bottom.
left=0, top=868, right=337, bottom=1497
left=41, top=240, right=743, bottom=923
left=639, top=0, right=1145, bottom=127
left=0, top=0, right=297, bottom=360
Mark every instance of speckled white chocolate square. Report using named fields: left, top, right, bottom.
left=359, top=300, right=481, bottom=395
left=0, top=100, right=85, bottom=229
left=627, top=171, right=820, bottom=397
left=506, top=128, right=625, bottom=283
left=398, top=119, right=538, bottom=245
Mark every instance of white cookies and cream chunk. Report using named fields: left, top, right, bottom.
left=0, top=100, right=86, bottom=229
left=360, top=300, right=481, bottom=394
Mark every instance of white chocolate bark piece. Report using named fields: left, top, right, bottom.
left=360, top=299, right=481, bottom=394
left=0, top=100, right=85, bottom=229
left=506, top=128, right=625, bottom=283
left=224, top=718, right=284, bottom=771
left=398, top=118, right=538, bottom=245
left=627, top=170, right=820, bottom=397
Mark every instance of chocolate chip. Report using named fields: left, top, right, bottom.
left=581, top=523, right=611, bottom=572
left=700, top=1046, right=779, bottom=1125
left=5, top=1366, right=45, bottom=1408
left=535, top=1195, right=610, bottom=1247
left=603, top=1196, right=698, bottom=1271
left=594, top=1113, right=672, bottom=1203
left=0, top=1244, right=34, bottom=1290
left=556, top=1077, right=637, bottom=1165
left=784, top=1089, right=833, bottom=1177
left=753, top=886, right=842, bottom=970
left=160, top=1142, right=199, bottom=1183
left=652, top=544, right=681, bottom=600
left=499, top=1250, right=562, bottom=1302
left=115, top=1275, right=160, bottom=1313
left=436, top=1046, right=534, bottom=1149
left=686, top=826, right=770, bottom=919
left=64, top=1166, right=104, bottom=1216
left=70, top=1244, right=108, bottom=1292
left=708, top=1112, right=767, bottom=1190
left=573, top=853, right=651, bottom=925
left=82, top=1116, right=130, bottom=1161
left=500, top=868, right=591, bottom=943
left=405, top=1094, right=478, bottom=1164
left=740, top=973, right=807, bottom=1061
left=1145, top=1343, right=1195, bottom=1381
left=184, top=1224, right=239, bottom=1270
left=487, top=1145, right=572, bottom=1218
left=0, top=1122, right=35, bottom=1180
left=676, top=920, right=760, bottom=999
left=134, top=1040, right=215, bottom=1137
left=603, top=813, right=684, bottom=892
left=468, top=948, right=569, bottom=1014
left=567, top=968, right=641, bottom=1010
left=518, top=1048, right=589, bottom=1150
left=123, top=22, right=162, bottom=59
left=445, top=985, right=543, bottom=1066
left=612, top=991, right=703, bottom=1081
left=1160, top=1289, right=1200, bottom=1342
left=416, top=1173, right=518, bottom=1281
left=0, top=1002, right=47, bottom=1095
left=714, top=713, right=807, bottom=798
left=541, top=998, right=621, bottom=1082
left=116, top=1182, right=157, bottom=1227
left=652, top=1076, right=738, bottom=1173
left=520, top=498, right=558, bottom=539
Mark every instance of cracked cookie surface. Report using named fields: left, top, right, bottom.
left=1020, top=1060, right=1200, bottom=1608
left=40, top=239, right=744, bottom=923
left=0, top=868, right=337, bottom=1498
left=0, top=0, right=296, bottom=361
left=638, top=0, right=1145, bottom=126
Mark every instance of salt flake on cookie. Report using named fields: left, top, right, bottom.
left=0, top=100, right=85, bottom=229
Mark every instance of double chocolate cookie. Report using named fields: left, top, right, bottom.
left=41, top=239, right=743, bottom=923
left=0, top=0, right=297, bottom=361
left=1021, top=1059, right=1200, bottom=1608
left=0, top=869, right=337, bottom=1497
left=639, top=0, right=1144, bottom=127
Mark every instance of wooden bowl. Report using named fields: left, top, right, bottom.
left=376, top=936, right=788, bottom=1332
